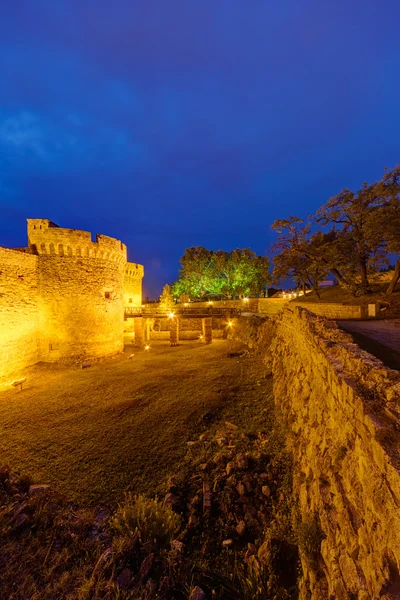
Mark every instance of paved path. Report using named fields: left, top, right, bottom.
left=336, top=319, right=400, bottom=370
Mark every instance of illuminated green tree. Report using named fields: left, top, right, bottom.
left=172, top=247, right=270, bottom=300
left=159, top=284, right=175, bottom=314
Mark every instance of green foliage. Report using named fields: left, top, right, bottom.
left=111, top=493, right=181, bottom=547
left=159, top=283, right=175, bottom=314
left=172, top=246, right=271, bottom=300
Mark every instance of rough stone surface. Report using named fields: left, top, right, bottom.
left=28, top=484, right=50, bottom=497
left=268, top=307, right=400, bottom=600
left=189, top=586, right=206, bottom=600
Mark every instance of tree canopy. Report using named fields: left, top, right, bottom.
left=171, top=247, right=271, bottom=300
left=271, top=165, right=400, bottom=295
left=159, top=284, right=175, bottom=314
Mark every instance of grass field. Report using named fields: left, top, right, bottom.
left=0, top=340, right=261, bottom=506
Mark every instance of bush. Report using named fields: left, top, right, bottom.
left=111, top=493, right=181, bottom=547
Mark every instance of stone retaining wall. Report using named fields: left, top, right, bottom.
left=234, top=308, right=400, bottom=599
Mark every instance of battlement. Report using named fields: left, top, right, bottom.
left=125, top=262, right=145, bottom=280
left=27, top=219, right=127, bottom=263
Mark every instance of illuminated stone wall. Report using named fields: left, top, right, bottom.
left=237, top=308, right=400, bottom=599
left=124, top=262, right=143, bottom=309
left=1, top=219, right=144, bottom=379
left=0, top=248, right=40, bottom=379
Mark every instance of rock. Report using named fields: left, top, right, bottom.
left=81, top=363, right=91, bottom=369
left=190, top=586, right=206, bottom=600
left=139, top=553, right=154, bottom=580
left=216, top=437, right=227, bottom=446
left=262, top=485, right=271, bottom=497
left=243, top=477, right=253, bottom=493
left=164, top=492, right=180, bottom=508
left=222, top=539, right=233, bottom=547
left=117, top=568, right=133, bottom=589
left=128, top=354, right=135, bottom=359
left=188, top=513, right=198, bottom=527
left=236, top=482, right=246, bottom=496
left=226, top=461, right=235, bottom=475
left=15, top=513, right=29, bottom=529
left=171, top=539, right=184, bottom=553
left=187, top=441, right=196, bottom=447
left=199, top=463, right=208, bottom=470
left=225, top=421, right=238, bottom=430
left=236, top=453, right=248, bottom=470
left=236, top=520, right=246, bottom=536
left=199, top=433, right=208, bottom=441
left=259, top=473, right=269, bottom=482
left=29, top=484, right=50, bottom=497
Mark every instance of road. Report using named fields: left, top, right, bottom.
left=336, top=319, right=400, bottom=371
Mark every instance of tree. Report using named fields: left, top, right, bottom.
left=172, top=247, right=271, bottom=300
left=271, top=217, right=328, bottom=297
left=159, top=284, right=175, bottom=314
left=171, top=247, right=221, bottom=299
left=315, top=181, right=389, bottom=293
left=374, top=166, right=400, bottom=295
left=214, top=248, right=271, bottom=298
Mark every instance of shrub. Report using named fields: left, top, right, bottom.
left=111, top=493, right=181, bottom=547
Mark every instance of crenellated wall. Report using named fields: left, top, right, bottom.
left=124, top=262, right=144, bottom=309
left=233, top=308, right=400, bottom=599
left=1, top=219, right=144, bottom=380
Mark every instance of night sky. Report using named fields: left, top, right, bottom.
left=1, top=1, right=399, bottom=298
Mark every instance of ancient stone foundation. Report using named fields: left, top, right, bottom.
left=202, top=317, right=213, bottom=344
left=1, top=219, right=144, bottom=380
left=235, top=308, right=400, bottom=600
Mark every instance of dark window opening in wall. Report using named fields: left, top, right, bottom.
left=105, top=292, right=111, bottom=299
left=49, top=343, right=60, bottom=351
left=129, top=298, right=132, bottom=303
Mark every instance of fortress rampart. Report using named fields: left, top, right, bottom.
left=1, top=219, right=143, bottom=381
left=233, top=308, right=400, bottom=599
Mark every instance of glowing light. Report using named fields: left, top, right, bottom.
left=184, top=303, right=188, bottom=307
left=168, top=312, right=175, bottom=319
left=208, top=301, right=213, bottom=306
left=199, top=335, right=204, bottom=340
left=228, top=321, right=233, bottom=327
left=243, top=297, right=249, bottom=303
left=145, top=345, right=150, bottom=351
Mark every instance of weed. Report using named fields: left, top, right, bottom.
left=111, top=494, right=181, bottom=547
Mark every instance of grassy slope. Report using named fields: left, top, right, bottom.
left=0, top=341, right=299, bottom=599
left=291, top=282, right=400, bottom=313
left=0, top=341, right=262, bottom=506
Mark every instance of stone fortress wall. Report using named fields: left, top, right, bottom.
left=1, top=219, right=143, bottom=380
left=233, top=308, right=400, bottom=599
left=0, top=247, right=40, bottom=378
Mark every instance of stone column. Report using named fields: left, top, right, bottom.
left=169, top=318, right=180, bottom=346
left=133, top=317, right=143, bottom=347
left=133, top=317, right=150, bottom=347
left=202, top=317, right=212, bottom=344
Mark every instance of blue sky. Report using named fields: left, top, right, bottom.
left=1, top=1, right=399, bottom=297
